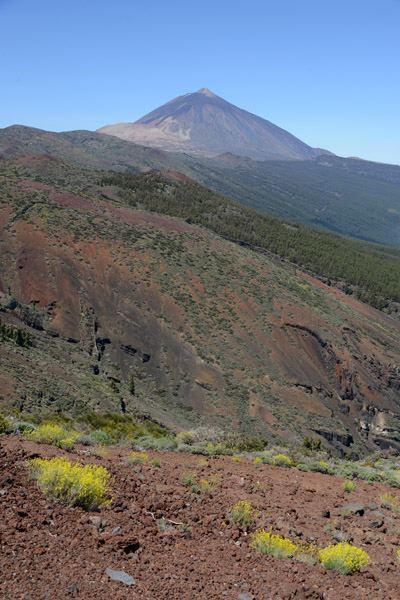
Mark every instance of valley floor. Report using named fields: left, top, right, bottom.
left=0, top=436, right=399, bottom=599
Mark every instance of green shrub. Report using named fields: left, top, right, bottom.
left=0, top=411, right=10, bottom=433
left=154, top=436, right=177, bottom=451
left=301, top=436, right=321, bottom=452
left=181, top=471, right=197, bottom=485
left=318, top=542, right=370, bottom=574
left=14, top=421, right=36, bottom=433
left=28, top=457, right=113, bottom=510
left=308, top=460, right=334, bottom=475
left=296, top=463, right=309, bottom=472
left=131, top=435, right=158, bottom=450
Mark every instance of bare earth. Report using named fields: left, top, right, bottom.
left=0, top=436, right=399, bottom=599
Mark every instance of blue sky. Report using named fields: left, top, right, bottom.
left=1, top=0, right=399, bottom=164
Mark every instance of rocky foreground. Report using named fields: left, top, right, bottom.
left=0, top=436, right=399, bottom=599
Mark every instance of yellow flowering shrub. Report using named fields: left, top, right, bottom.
left=227, top=500, right=259, bottom=526
left=271, top=454, right=293, bottom=467
left=24, top=424, right=78, bottom=448
left=59, top=438, right=75, bottom=451
left=127, top=452, right=148, bottom=465
left=231, top=456, right=241, bottom=463
left=379, top=492, right=400, bottom=512
left=253, top=457, right=263, bottom=468
left=200, top=473, right=221, bottom=494
left=318, top=542, right=370, bottom=574
left=251, top=529, right=297, bottom=558
left=28, top=457, right=113, bottom=510
left=342, top=480, right=357, bottom=492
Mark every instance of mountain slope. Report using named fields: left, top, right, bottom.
left=1, top=156, right=400, bottom=454
left=98, top=88, right=325, bottom=160
left=1, top=125, right=400, bottom=245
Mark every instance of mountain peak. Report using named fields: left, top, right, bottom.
left=195, top=87, right=218, bottom=97
left=98, top=90, right=322, bottom=160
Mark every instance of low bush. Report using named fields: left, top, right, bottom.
left=271, top=454, right=293, bottom=468
left=90, top=430, right=112, bottom=446
left=379, top=492, right=400, bottom=512
left=181, top=471, right=196, bottom=485
left=176, top=431, right=195, bottom=445
left=308, top=461, right=334, bottom=475
left=127, top=452, right=148, bottom=465
left=59, top=438, right=75, bottom=451
left=342, top=480, right=357, bottom=492
left=28, top=457, right=112, bottom=510
left=12, top=421, right=36, bottom=433
left=0, top=411, right=10, bottom=433
left=253, top=457, right=263, bottom=468
left=251, top=529, right=297, bottom=558
left=200, top=474, right=221, bottom=494
left=318, top=542, right=370, bottom=574
left=227, top=500, right=259, bottom=526
left=296, top=463, right=309, bottom=472
left=24, top=423, right=78, bottom=448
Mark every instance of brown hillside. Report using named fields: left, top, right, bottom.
left=0, top=162, right=399, bottom=454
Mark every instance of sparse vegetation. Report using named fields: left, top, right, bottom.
left=127, top=452, right=148, bottom=465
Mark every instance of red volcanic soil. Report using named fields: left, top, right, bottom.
left=162, top=170, right=198, bottom=184
left=1, top=436, right=399, bottom=599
